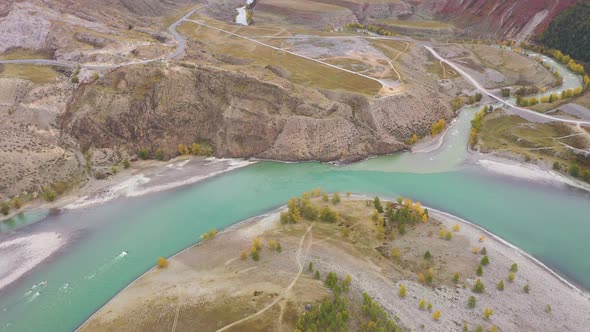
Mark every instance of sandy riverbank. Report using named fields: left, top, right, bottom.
left=467, top=151, right=590, bottom=193
left=0, top=232, right=65, bottom=291
left=79, top=196, right=590, bottom=332
left=1, top=156, right=255, bottom=223
left=0, top=157, right=255, bottom=292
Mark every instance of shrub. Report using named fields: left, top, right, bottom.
left=569, top=164, right=580, bottom=177
left=417, top=272, right=426, bottom=284
left=268, top=239, right=278, bottom=250
left=325, top=272, right=339, bottom=290
left=424, top=250, right=432, bottom=260
left=137, top=149, right=150, bottom=160
left=427, top=302, right=432, bottom=311
left=311, top=188, right=322, bottom=197
left=391, top=248, right=401, bottom=259
left=308, top=262, right=313, bottom=272
left=453, top=224, right=461, bottom=232
left=314, top=270, right=320, bottom=279
left=508, top=272, right=515, bottom=282
left=453, top=272, right=460, bottom=283
left=476, top=265, right=483, bottom=276
left=445, top=231, right=452, bottom=241
left=510, top=263, right=518, bottom=273
left=123, top=159, right=130, bottom=169
left=484, top=307, right=494, bottom=319
left=155, top=149, right=164, bottom=161
left=373, top=196, right=383, bottom=213
left=157, top=257, right=169, bottom=268
left=12, top=197, right=22, bottom=210
left=72, top=76, right=79, bottom=84
left=319, top=206, right=338, bottom=223
left=497, top=280, right=504, bottom=291
left=426, top=268, right=434, bottom=284
left=42, top=187, right=57, bottom=202
left=480, top=247, right=487, bottom=255
left=399, top=284, right=407, bottom=298
left=322, top=193, right=329, bottom=202
left=419, top=299, right=426, bottom=310
left=439, top=229, right=446, bottom=239
left=343, top=274, right=352, bottom=291
left=481, top=256, right=489, bottom=266
left=467, top=296, right=476, bottom=308
left=331, top=192, right=341, bottom=205
left=472, top=279, right=485, bottom=293
left=0, top=203, right=9, bottom=216
left=252, top=237, right=262, bottom=250
left=431, top=119, right=447, bottom=136
left=472, top=246, right=479, bottom=254
left=523, top=284, right=530, bottom=293
left=240, top=250, right=248, bottom=260
left=545, top=304, right=552, bottom=313
left=432, top=310, right=441, bottom=321
left=251, top=249, right=260, bottom=261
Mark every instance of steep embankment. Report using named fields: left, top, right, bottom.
left=0, top=0, right=193, bottom=59
left=420, top=0, right=577, bottom=39
left=59, top=63, right=451, bottom=163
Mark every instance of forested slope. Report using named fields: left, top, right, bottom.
left=540, top=1, right=590, bottom=63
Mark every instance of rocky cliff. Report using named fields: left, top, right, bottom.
left=59, top=63, right=452, bottom=163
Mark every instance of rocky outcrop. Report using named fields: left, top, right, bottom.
left=60, top=63, right=452, bottom=163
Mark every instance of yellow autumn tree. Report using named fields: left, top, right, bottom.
left=157, top=257, right=169, bottom=268
left=484, top=307, right=494, bottom=319
left=418, top=272, right=426, bottom=284
left=431, top=119, right=447, bottom=136
left=253, top=237, right=263, bottom=250
left=399, top=284, right=407, bottom=298
left=408, top=134, right=419, bottom=145
left=432, top=310, right=442, bottom=321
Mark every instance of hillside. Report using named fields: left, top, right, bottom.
left=429, top=0, right=576, bottom=38
left=540, top=1, right=590, bottom=63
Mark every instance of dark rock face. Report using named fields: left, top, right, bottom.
left=60, top=63, right=452, bottom=162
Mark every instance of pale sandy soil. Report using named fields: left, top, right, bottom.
left=80, top=197, right=590, bottom=332
left=1, top=156, right=254, bottom=222
left=0, top=232, right=65, bottom=291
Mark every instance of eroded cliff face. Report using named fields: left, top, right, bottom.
left=416, top=0, right=577, bottom=39
left=59, top=63, right=452, bottom=163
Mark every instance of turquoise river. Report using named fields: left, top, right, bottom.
left=0, top=51, right=589, bottom=332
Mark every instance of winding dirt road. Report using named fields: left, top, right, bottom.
left=424, top=46, right=590, bottom=126
left=215, top=225, right=313, bottom=332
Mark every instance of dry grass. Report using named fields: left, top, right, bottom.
left=178, top=22, right=382, bottom=95
left=0, top=48, right=52, bottom=60
left=462, top=44, right=554, bottom=87
left=425, top=59, right=460, bottom=79
left=478, top=112, right=589, bottom=165
left=376, top=19, right=452, bottom=30
left=0, top=64, right=60, bottom=84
